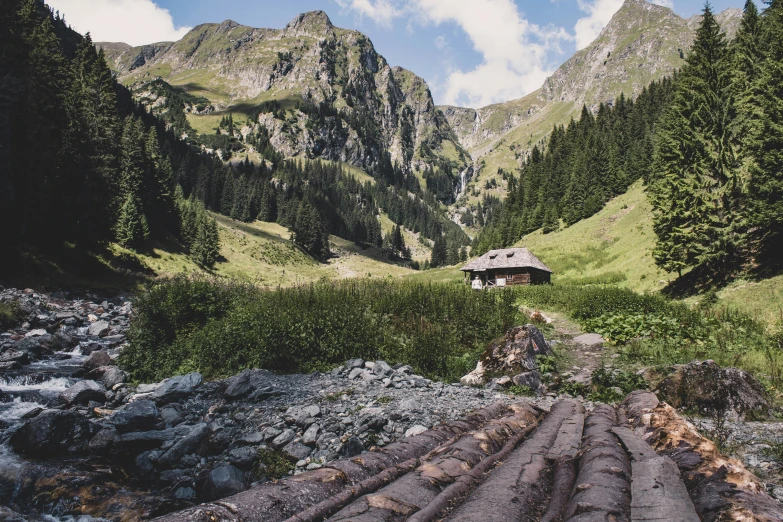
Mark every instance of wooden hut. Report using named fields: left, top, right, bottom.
left=460, top=247, right=552, bottom=288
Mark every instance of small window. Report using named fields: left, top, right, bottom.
left=506, top=252, right=514, bottom=258
left=489, top=254, right=497, bottom=259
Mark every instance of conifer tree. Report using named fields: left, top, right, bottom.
left=745, top=0, right=783, bottom=264
left=116, top=193, right=149, bottom=248
left=650, top=5, right=743, bottom=279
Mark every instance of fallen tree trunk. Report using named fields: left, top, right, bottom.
left=290, top=403, right=540, bottom=522
left=152, top=402, right=512, bottom=522
left=563, top=404, right=632, bottom=522
left=443, top=399, right=583, bottom=522
left=622, top=391, right=783, bottom=522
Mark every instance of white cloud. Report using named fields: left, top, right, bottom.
left=334, top=0, right=404, bottom=26
left=574, top=0, right=674, bottom=51
left=46, top=0, right=192, bottom=46
left=335, top=0, right=571, bottom=108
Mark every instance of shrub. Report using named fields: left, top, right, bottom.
left=119, top=276, right=522, bottom=383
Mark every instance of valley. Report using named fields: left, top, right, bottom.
left=3, top=0, right=783, bottom=520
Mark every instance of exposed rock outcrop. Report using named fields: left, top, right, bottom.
left=460, top=324, right=553, bottom=390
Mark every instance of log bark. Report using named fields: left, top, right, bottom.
left=622, top=391, right=783, bottom=522
left=611, top=427, right=700, bottom=522
left=292, top=404, right=540, bottom=522
left=152, top=402, right=512, bottom=522
left=540, top=407, right=586, bottom=522
left=563, top=404, right=632, bottom=522
left=443, top=399, right=582, bottom=522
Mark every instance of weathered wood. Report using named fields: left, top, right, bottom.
left=317, top=404, right=540, bottom=522
left=405, top=412, right=541, bottom=522
left=442, top=400, right=582, bottom=522
left=622, top=391, right=783, bottom=522
left=611, top=426, right=700, bottom=522
left=540, top=408, right=586, bottom=522
left=547, top=408, right=585, bottom=460
left=152, top=402, right=512, bottom=522
left=563, top=405, right=632, bottom=522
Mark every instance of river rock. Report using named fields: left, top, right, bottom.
left=224, top=369, right=270, bottom=399
left=460, top=324, right=552, bottom=387
left=10, top=410, right=95, bottom=457
left=110, top=400, right=160, bottom=433
left=228, top=447, right=257, bottom=470
left=201, top=465, right=246, bottom=501
left=271, top=429, right=296, bottom=448
left=655, top=360, right=769, bottom=416
left=60, top=380, right=106, bottom=405
left=302, top=423, right=320, bottom=446
left=157, top=423, right=209, bottom=467
left=98, top=366, right=127, bottom=388
left=151, top=372, right=202, bottom=404
left=88, top=320, right=110, bottom=337
left=339, top=436, right=363, bottom=457
left=84, top=350, right=114, bottom=370
left=282, top=441, right=312, bottom=462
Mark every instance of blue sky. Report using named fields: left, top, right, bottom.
left=48, top=0, right=758, bottom=108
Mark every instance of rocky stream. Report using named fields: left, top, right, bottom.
left=1, top=287, right=783, bottom=521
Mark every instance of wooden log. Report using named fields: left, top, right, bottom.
left=611, top=427, right=700, bottom=522
left=563, top=405, right=632, bottom=522
left=289, top=404, right=540, bottom=522
left=152, top=402, right=513, bottom=522
left=441, top=399, right=583, bottom=522
left=540, top=407, right=586, bottom=522
left=622, top=391, right=783, bottom=522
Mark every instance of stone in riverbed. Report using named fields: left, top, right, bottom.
left=339, top=436, right=364, bottom=457
left=156, top=423, right=210, bottom=467
left=84, top=350, right=114, bottom=370
left=151, top=372, right=202, bottom=405
left=282, top=441, right=311, bottom=462
left=10, top=410, right=95, bottom=457
left=88, top=320, right=110, bottom=337
left=201, top=465, right=246, bottom=501
left=228, top=446, right=257, bottom=470
left=109, top=399, right=160, bottom=433
left=60, top=380, right=106, bottom=406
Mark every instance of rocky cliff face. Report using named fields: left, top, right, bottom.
left=99, top=11, right=467, bottom=177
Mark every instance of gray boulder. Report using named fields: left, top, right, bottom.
left=109, top=400, right=160, bottom=433
left=202, top=465, right=246, bottom=501
left=339, top=436, right=363, bottom=457
left=60, top=380, right=106, bottom=406
left=271, top=429, right=296, bottom=449
left=655, top=360, right=769, bottom=416
left=10, top=410, right=95, bottom=457
left=228, top=446, right=257, bottom=470
left=157, top=423, right=209, bottom=467
left=88, top=320, right=110, bottom=337
left=302, top=423, right=320, bottom=447
left=98, top=366, right=127, bottom=388
left=84, top=350, right=113, bottom=370
left=151, top=372, right=202, bottom=404
left=282, top=441, right=312, bottom=462
left=345, top=358, right=364, bottom=369
left=373, top=360, right=393, bottom=376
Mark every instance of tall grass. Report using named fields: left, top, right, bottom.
left=119, top=276, right=522, bottom=383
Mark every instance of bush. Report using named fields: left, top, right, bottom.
left=515, top=284, right=779, bottom=388
left=119, top=276, right=522, bottom=383
left=0, top=301, right=22, bottom=330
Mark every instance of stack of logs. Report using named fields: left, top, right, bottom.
left=155, top=393, right=783, bottom=522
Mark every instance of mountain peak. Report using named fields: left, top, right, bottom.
left=285, top=11, right=333, bottom=36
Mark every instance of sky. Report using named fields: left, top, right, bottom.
left=46, top=0, right=759, bottom=108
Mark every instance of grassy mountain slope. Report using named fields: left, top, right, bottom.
left=444, top=0, right=742, bottom=208
left=116, top=214, right=415, bottom=286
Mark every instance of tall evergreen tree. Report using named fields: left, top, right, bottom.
left=745, top=0, right=783, bottom=264
left=650, top=5, right=743, bottom=279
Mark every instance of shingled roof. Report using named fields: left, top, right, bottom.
left=460, top=247, right=553, bottom=273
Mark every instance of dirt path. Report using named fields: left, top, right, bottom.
left=543, top=311, right=608, bottom=386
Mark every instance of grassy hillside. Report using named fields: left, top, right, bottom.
left=518, top=181, right=670, bottom=292
left=117, top=214, right=415, bottom=287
